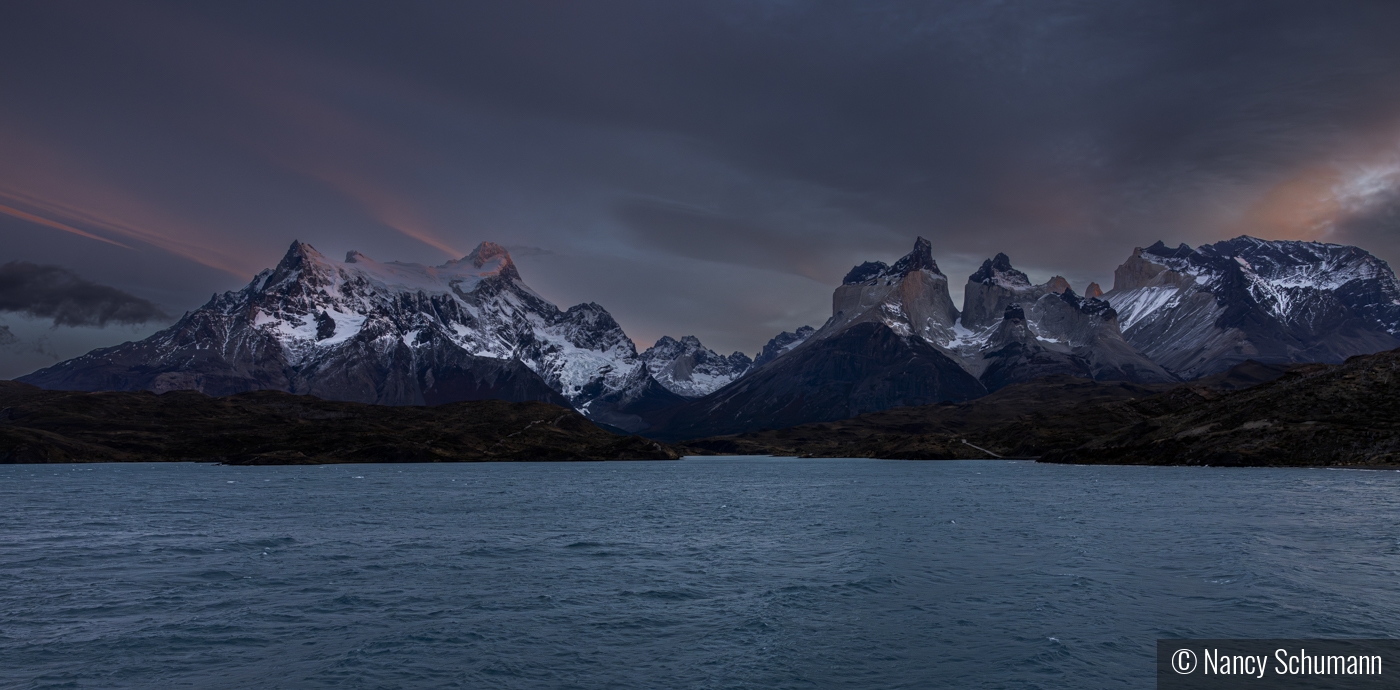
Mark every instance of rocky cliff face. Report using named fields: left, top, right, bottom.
left=646, top=238, right=983, bottom=439
left=645, top=237, right=1179, bottom=439
left=943, top=252, right=1174, bottom=390
left=828, top=237, right=962, bottom=345
left=19, top=241, right=678, bottom=430
left=1103, top=237, right=1400, bottom=379
left=659, top=235, right=1400, bottom=441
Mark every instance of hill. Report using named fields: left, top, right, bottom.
left=0, top=382, right=677, bottom=464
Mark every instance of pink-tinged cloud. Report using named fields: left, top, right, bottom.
left=0, top=203, right=132, bottom=249
left=0, top=186, right=252, bottom=279
left=1234, top=141, right=1400, bottom=243
left=0, top=121, right=262, bottom=279
left=319, top=173, right=464, bottom=258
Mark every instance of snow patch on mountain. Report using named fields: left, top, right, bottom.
left=21, top=240, right=678, bottom=427
left=1110, top=286, right=1184, bottom=331
left=752, top=326, right=815, bottom=369
left=639, top=335, right=753, bottom=398
left=1104, top=236, right=1400, bottom=378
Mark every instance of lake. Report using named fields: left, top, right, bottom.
left=2, top=458, right=1398, bottom=688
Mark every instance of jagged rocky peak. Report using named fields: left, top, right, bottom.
left=1143, top=240, right=1195, bottom=261
left=828, top=237, right=960, bottom=344
left=752, top=325, right=815, bottom=369
left=1084, top=282, right=1104, bottom=299
left=843, top=261, right=889, bottom=285
left=457, top=241, right=521, bottom=281
left=889, top=236, right=941, bottom=276
left=841, top=237, right=943, bottom=285
left=19, top=238, right=687, bottom=433
left=975, top=284, right=1173, bottom=390
left=961, top=253, right=1053, bottom=330
left=261, top=240, right=337, bottom=290
left=1045, top=276, right=1071, bottom=294
left=639, top=334, right=752, bottom=398
left=255, top=240, right=531, bottom=305
left=1111, top=242, right=1197, bottom=292
left=970, top=253, right=1030, bottom=287
left=1000, top=288, right=1123, bottom=352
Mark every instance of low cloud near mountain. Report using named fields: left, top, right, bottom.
left=0, top=262, right=168, bottom=328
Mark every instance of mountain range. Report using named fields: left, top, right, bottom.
left=18, top=235, right=1400, bottom=440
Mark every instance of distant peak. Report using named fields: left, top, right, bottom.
left=345, top=250, right=368, bottom=264
left=970, top=252, right=1031, bottom=286
left=467, top=241, right=510, bottom=262
left=284, top=239, right=316, bottom=258
left=890, top=236, right=940, bottom=277
left=1045, top=276, right=1071, bottom=294
left=1084, top=282, right=1104, bottom=299
left=261, top=240, right=334, bottom=290
left=843, top=238, right=942, bottom=285
left=1142, top=241, right=1193, bottom=260
left=275, top=240, right=328, bottom=269
left=461, top=241, right=520, bottom=280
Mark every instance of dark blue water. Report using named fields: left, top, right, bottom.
left=2, top=458, right=1398, bottom=689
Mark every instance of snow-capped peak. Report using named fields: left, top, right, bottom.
left=1105, top=235, right=1400, bottom=379
left=307, top=241, right=524, bottom=298
left=56, top=239, right=678, bottom=430
left=640, top=335, right=753, bottom=398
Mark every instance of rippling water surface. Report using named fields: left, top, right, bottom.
left=2, top=458, right=1399, bottom=689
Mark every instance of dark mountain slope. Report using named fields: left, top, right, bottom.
left=681, top=374, right=1177, bottom=458
left=645, top=322, right=986, bottom=441
left=1045, top=348, right=1400, bottom=466
left=683, top=350, right=1400, bottom=468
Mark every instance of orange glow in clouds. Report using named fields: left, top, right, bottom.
left=1238, top=145, right=1400, bottom=243
left=1238, top=165, right=1344, bottom=241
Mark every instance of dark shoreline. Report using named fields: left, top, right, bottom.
left=0, top=382, right=679, bottom=464
left=8, top=348, right=1400, bottom=467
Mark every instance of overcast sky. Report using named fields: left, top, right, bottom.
left=3, top=1, right=1400, bottom=377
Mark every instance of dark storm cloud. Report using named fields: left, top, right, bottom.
left=218, top=0, right=1400, bottom=272
left=242, top=1, right=1400, bottom=223
left=2, top=0, right=1400, bottom=362
left=0, top=263, right=169, bottom=328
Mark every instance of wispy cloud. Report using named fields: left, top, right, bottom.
left=0, top=202, right=131, bottom=249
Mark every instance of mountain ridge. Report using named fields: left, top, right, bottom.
left=15, top=234, right=1400, bottom=443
